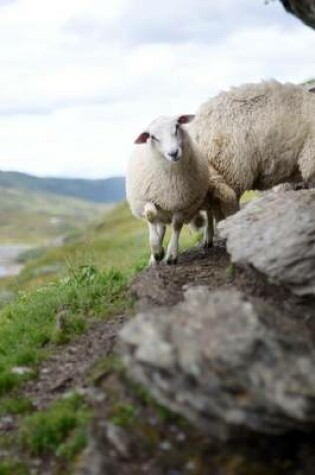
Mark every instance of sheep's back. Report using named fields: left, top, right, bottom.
left=190, top=81, right=315, bottom=196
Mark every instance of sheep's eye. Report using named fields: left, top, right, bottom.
left=151, top=135, right=159, bottom=142
left=175, top=123, right=180, bottom=134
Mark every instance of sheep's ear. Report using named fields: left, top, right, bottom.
left=134, top=132, right=150, bottom=144
left=177, top=115, right=195, bottom=125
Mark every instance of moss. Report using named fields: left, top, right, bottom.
left=226, top=262, right=236, bottom=279
left=109, top=403, right=137, bottom=428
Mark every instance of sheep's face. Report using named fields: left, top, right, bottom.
left=134, top=115, right=195, bottom=163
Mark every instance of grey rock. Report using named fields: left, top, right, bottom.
left=278, top=0, right=315, bottom=29
left=218, top=190, right=315, bottom=296
left=120, top=287, right=315, bottom=439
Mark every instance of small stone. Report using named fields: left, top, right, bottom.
left=159, top=440, right=172, bottom=451
left=41, top=367, right=50, bottom=375
left=0, top=415, right=15, bottom=431
left=106, top=423, right=130, bottom=459
left=176, top=432, right=186, bottom=442
left=11, top=366, right=33, bottom=375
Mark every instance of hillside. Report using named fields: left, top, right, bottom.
left=0, top=185, right=109, bottom=243
left=2, top=202, right=199, bottom=293
left=0, top=171, right=125, bottom=203
left=0, top=193, right=314, bottom=475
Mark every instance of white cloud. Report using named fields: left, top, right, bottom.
left=0, top=0, right=313, bottom=178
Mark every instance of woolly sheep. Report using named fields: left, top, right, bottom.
left=126, top=115, right=214, bottom=265
left=189, top=80, right=315, bottom=202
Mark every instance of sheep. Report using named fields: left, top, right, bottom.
left=189, top=80, right=315, bottom=203
left=126, top=115, right=216, bottom=265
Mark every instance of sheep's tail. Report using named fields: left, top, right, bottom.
left=189, top=211, right=206, bottom=231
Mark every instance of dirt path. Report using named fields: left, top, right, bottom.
left=23, top=317, right=125, bottom=410
left=15, top=240, right=314, bottom=413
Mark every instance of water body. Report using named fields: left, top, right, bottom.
left=0, top=245, right=30, bottom=277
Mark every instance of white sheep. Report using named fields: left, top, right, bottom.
left=126, top=115, right=214, bottom=265
left=189, top=80, right=315, bottom=202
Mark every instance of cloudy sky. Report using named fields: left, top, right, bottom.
left=0, top=0, right=313, bottom=179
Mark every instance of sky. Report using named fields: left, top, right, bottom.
left=0, top=0, right=313, bottom=179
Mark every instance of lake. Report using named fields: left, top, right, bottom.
left=0, top=245, right=30, bottom=278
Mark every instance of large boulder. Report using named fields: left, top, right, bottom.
left=218, top=190, right=315, bottom=296
left=279, top=0, right=315, bottom=29
left=120, top=287, right=315, bottom=439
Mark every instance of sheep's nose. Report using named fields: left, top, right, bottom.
left=169, top=149, right=179, bottom=160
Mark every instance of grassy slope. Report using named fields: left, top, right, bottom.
left=11, top=202, right=199, bottom=291
left=0, top=193, right=262, bottom=473
left=0, top=202, right=200, bottom=473
left=0, top=202, right=200, bottom=392
left=0, top=185, right=109, bottom=243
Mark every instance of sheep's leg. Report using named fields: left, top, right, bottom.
left=165, top=213, right=183, bottom=265
left=202, top=208, right=214, bottom=248
left=157, top=223, right=166, bottom=243
left=213, top=205, right=225, bottom=223
left=144, top=203, right=165, bottom=265
left=147, top=223, right=165, bottom=265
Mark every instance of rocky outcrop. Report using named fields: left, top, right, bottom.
left=120, top=287, right=315, bottom=440
left=79, top=189, right=315, bottom=473
left=218, top=190, right=315, bottom=296
left=279, top=0, right=315, bottom=29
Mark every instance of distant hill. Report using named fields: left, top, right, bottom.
left=0, top=171, right=125, bottom=203
left=0, top=185, right=110, bottom=243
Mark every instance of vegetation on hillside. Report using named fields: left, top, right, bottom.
left=0, top=185, right=109, bottom=244
left=0, top=202, right=200, bottom=473
left=0, top=171, right=125, bottom=203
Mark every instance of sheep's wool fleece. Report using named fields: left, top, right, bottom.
left=189, top=81, right=315, bottom=198
left=126, top=138, right=209, bottom=223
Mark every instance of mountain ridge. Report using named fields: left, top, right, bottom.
left=0, top=170, right=125, bottom=203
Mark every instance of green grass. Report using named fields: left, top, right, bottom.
left=0, top=203, right=165, bottom=396
left=0, top=396, right=33, bottom=416
left=0, top=265, right=128, bottom=396
left=109, top=402, right=137, bottom=427
left=240, top=190, right=258, bottom=204
left=9, top=202, right=198, bottom=291
left=0, top=461, right=29, bottom=475
left=0, top=202, right=204, bottom=397
left=0, top=202, right=199, bottom=470
left=19, top=393, right=89, bottom=458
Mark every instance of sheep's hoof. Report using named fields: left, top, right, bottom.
left=165, top=255, right=178, bottom=265
left=202, top=239, right=213, bottom=249
left=149, top=248, right=165, bottom=266
left=154, top=248, right=165, bottom=262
